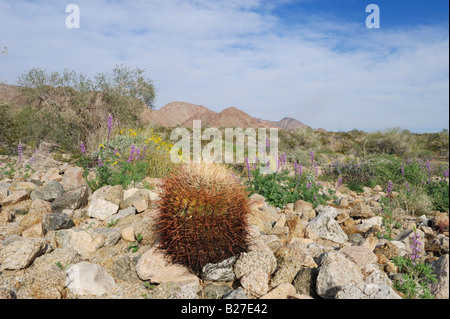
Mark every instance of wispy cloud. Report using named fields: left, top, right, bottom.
left=0, top=0, right=448, bottom=132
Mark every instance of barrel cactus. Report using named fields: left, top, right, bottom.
left=154, top=163, right=251, bottom=273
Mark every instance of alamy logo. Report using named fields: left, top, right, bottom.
left=169, top=120, right=279, bottom=174
left=66, top=4, right=80, bottom=29
left=366, top=4, right=380, bottom=29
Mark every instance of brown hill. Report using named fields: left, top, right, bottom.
left=146, top=102, right=308, bottom=130
left=275, top=117, right=309, bottom=130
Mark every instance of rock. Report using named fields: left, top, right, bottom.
left=373, top=185, right=383, bottom=192
left=240, top=268, right=270, bottom=297
left=201, top=283, right=232, bottom=299
left=131, top=210, right=157, bottom=246
left=293, top=268, right=320, bottom=297
left=120, top=190, right=150, bottom=212
left=121, top=227, right=136, bottom=242
left=29, top=267, right=68, bottom=299
left=294, top=199, right=316, bottom=221
left=30, top=181, right=65, bottom=202
left=0, top=211, right=15, bottom=224
left=249, top=193, right=265, bottom=202
left=248, top=205, right=276, bottom=234
left=0, top=190, right=29, bottom=206
left=304, top=206, right=348, bottom=245
left=259, top=283, right=297, bottom=299
left=269, top=213, right=287, bottom=235
left=316, top=251, right=365, bottom=299
left=270, top=242, right=317, bottom=288
left=339, top=246, right=378, bottom=268
left=22, top=223, right=46, bottom=238
left=149, top=281, right=200, bottom=299
left=51, top=186, right=89, bottom=213
left=9, top=181, right=37, bottom=192
left=0, top=237, right=44, bottom=270
left=61, top=167, right=89, bottom=190
left=42, top=213, right=75, bottom=232
left=135, top=246, right=199, bottom=284
left=285, top=212, right=304, bottom=238
left=19, top=200, right=52, bottom=234
left=430, top=254, right=449, bottom=299
left=234, top=250, right=277, bottom=280
left=0, top=186, right=9, bottom=202
left=66, top=261, right=116, bottom=296
left=3, top=199, right=32, bottom=215
left=112, top=255, right=140, bottom=283
left=360, top=236, right=379, bottom=252
left=104, top=185, right=123, bottom=206
left=222, top=287, right=248, bottom=299
left=41, top=168, right=62, bottom=182
left=89, top=185, right=111, bottom=202
left=93, top=228, right=121, bottom=246
left=356, top=217, right=383, bottom=233
left=31, top=247, right=81, bottom=270
left=202, top=256, right=237, bottom=282
left=349, top=201, right=375, bottom=219
left=347, top=233, right=364, bottom=245
left=335, top=283, right=402, bottom=299
left=0, top=287, right=15, bottom=299
left=87, top=198, right=119, bottom=221
left=54, top=228, right=106, bottom=258
left=105, top=207, right=136, bottom=225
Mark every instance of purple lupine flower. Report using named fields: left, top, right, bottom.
left=133, top=148, right=141, bottom=161
left=337, top=176, right=343, bottom=189
left=141, top=146, right=147, bottom=159
left=310, top=150, right=314, bottom=165
left=230, top=172, right=241, bottom=183
left=444, top=168, right=449, bottom=180
left=17, top=143, right=23, bottom=163
left=80, top=142, right=86, bottom=157
left=244, top=156, right=251, bottom=179
left=409, top=231, right=422, bottom=266
left=386, top=181, right=393, bottom=196
left=107, top=115, right=113, bottom=142
left=306, top=182, right=312, bottom=191
left=298, top=163, right=303, bottom=179
left=265, top=137, right=270, bottom=152
left=281, top=153, right=287, bottom=170
left=98, top=157, right=104, bottom=167
left=405, top=182, right=410, bottom=193
left=127, top=145, right=136, bottom=163
left=314, top=162, right=318, bottom=178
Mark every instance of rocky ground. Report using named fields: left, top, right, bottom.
left=0, top=160, right=448, bottom=300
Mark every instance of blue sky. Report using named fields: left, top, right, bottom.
left=0, top=0, right=448, bottom=132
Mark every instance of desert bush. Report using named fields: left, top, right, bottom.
left=393, top=184, right=434, bottom=216
left=363, top=127, right=419, bottom=157
left=14, top=65, right=156, bottom=153
left=245, top=153, right=331, bottom=208
left=424, top=180, right=449, bottom=212
left=0, top=103, right=20, bottom=151
left=77, top=120, right=174, bottom=191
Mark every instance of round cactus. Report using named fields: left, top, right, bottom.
left=154, top=163, right=251, bottom=273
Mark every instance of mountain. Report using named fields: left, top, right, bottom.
left=275, top=117, right=309, bottom=130
left=145, top=102, right=309, bottom=130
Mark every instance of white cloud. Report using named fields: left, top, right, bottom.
left=0, top=0, right=448, bottom=132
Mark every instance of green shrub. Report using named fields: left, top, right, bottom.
left=425, top=180, right=449, bottom=212
left=14, top=65, right=156, bottom=153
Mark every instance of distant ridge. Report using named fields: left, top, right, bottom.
left=144, top=101, right=310, bottom=130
